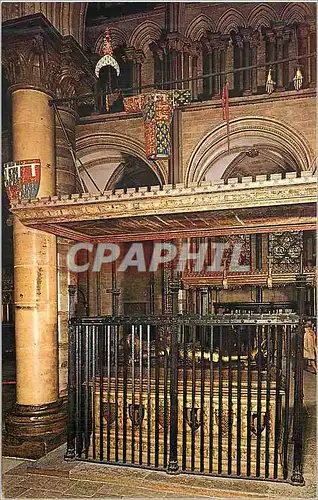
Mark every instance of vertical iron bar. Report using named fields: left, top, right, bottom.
left=246, top=325, right=252, bottom=476
left=65, top=320, right=76, bottom=460
left=182, top=324, right=187, bottom=470
left=76, top=324, right=83, bottom=458
left=84, top=325, right=90, bottom=459
left=131, top=324, right=136, bottom=464
left=106, top=325, right=111, bottom=461
left=139, top=325, right=143, bottom=465
left=98, top=325, right=104, bottom=461
left=92, top=325, right=96, bottom=460
left=163, top=324, right=168, bottom=468
left=274, top=325, right=283, bottom=478
left=191, top=324, right=196, bottom=472
left=282, top=325, right=291, bottom=479
left=256, top=325, right=262, bottom=477
left=168, top=283, right=180, bottom=474
left=218, top=326, right=223, bottom=474
left=123, top=326, right=128, bottom=463
left=291, top=323, right=305, bottom=485
left=265, top=326, right=272, bottom=478
left=227, top=327, right=233, bottom=475
left=154, top=325, right=160, bottom=467
left=147, top=324, right=151, bottom=466
left=291, top=271, right=306, bottom=485
left=236, top=325, right=242, bottom=476
left=114, top=325, right=119, bottom=462
left=200, top=325, right=206, bottom=472
left=209, top=324, right=214, bottom=473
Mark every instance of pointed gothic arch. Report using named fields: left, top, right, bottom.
left=247, top=4, right=279, bottom=30
left=185, top=14, right=216, bottom=41
left=129, top=21, right=162, bottom=51
left=216, top=8, right=246, bottom=34
left=280, top=2, right=315, bottom=24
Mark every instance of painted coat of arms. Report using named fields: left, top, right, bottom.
left=3, top=159, right=41, bottom=202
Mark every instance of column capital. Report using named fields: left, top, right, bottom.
left=262, top=28, right=276, bottom=44
left=238, top=27, right=254, bottom=44
left=233, top=33, right=244, bottom=49
left=208, top=32, right=223, bottom=50
left=2, top=13, right=95, bottom=102
left=124, top=47, right=145, bottom=64
left=271, top=21, right=286, bottom=38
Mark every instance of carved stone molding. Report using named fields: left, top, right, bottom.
left=124, top=47, right=146, bottom=65
left=150, top=34, right=195, bottom=56
left=2, top=14, right=95, bottom=102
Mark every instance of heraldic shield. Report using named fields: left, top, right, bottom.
left=129, top=403, right=145, bottom=427
left=3, top=159, right=41, bottom=202
left=103, top=402, right=116, bottom=426
left=185, top=406, right=201, bottom=432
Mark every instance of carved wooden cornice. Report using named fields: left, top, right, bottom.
left=183, top=270, right=316, bottom=288
left=2, top=14, right=95, bottom=102
left=9, top=173, right=316, bottom=243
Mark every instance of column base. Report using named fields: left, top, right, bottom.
left=3, top=399, right=67, bottom=459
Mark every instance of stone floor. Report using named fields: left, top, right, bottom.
left=2, top=371, right=316, bottom=499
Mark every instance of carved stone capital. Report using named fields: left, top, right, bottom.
left=239, top=27, right=254, bottom=44
left=124, top=47, right=145, bottom=65
left=262, top=28, right=276, bottom=44
left=234, top=33, right=244, bottom=49
left=210, top=32, right=225, bottom=51
left=2, top=14, right=95, bottom=105
left=271, top=21, right=286, bottom=38
left=150, top=33, right=191, bottom=56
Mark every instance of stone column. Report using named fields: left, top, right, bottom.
left=209, top=34, right=221, bottom=97
left=202, top=38, right=213, bottom=96
left=272, top=22, right=285, bottom=91
left=250, top=31, right=260, bottom=94
left=297, top=23, right=309, bottom=87
left=234, top=33, right=244, bottom=92
left=240, top=28, right=253, bottom=94
left=125, top=48, right=145, bottom=94
left=5, top=87, right=66, bottom=458
left=225, top=37, right=234, bottom=91
left=220, top=35, right=230, bottom=88
left=2, top=14, right=95, bottom=459
left=55, top=105, right=79, bottom=398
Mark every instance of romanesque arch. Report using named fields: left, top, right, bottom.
left=76, top=132, right=167, bottom=193
left=185, top=116, right=314, bottom=185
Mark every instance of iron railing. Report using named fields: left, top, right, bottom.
left=65, top=311, right=304, bottom=485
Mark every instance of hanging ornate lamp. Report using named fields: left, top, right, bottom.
left=95, top=29, right=120, bottom=111
left=293, top=67, right=303, bottom=91
left=265, top=67, right=275, bottom=95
